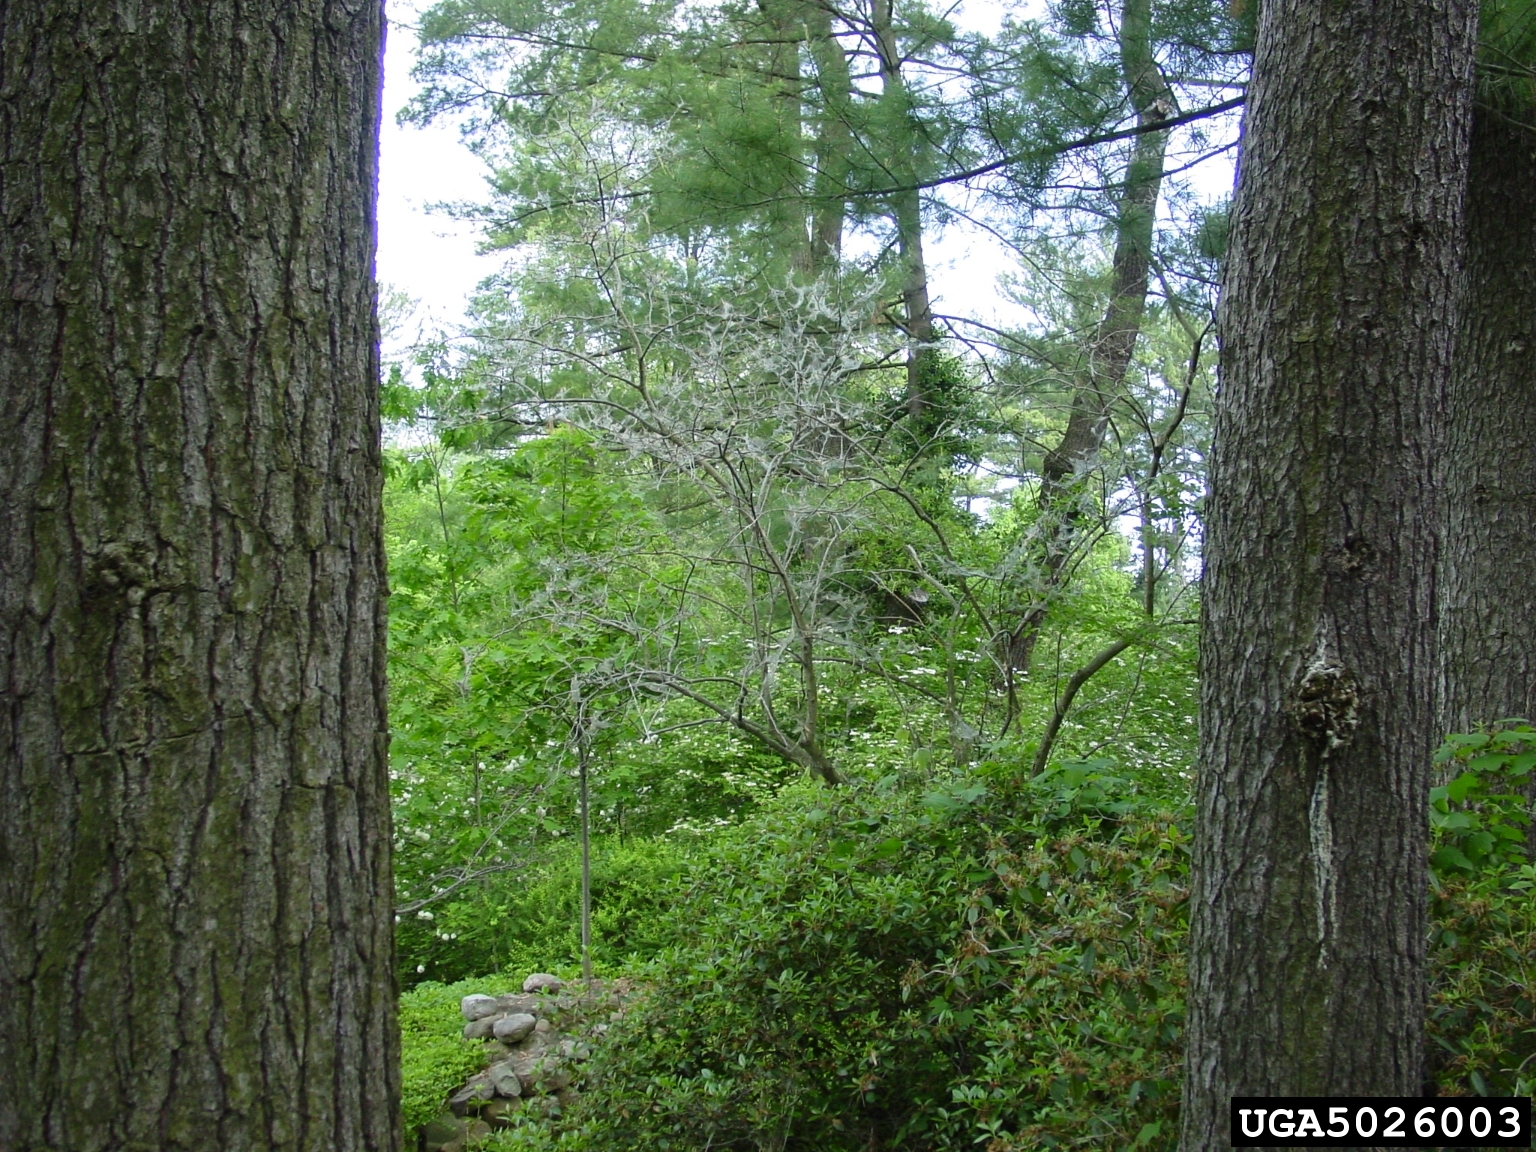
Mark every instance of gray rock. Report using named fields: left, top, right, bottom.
left=506, top=1054, right=573, bottom=1095
left=461, top=1016, right=498, bottom=1041
left=512, top=1030, right=552, bottom=1060
left=522, top=972, right=564, bottom=994
left=460, top=994, right=500, bottom=1022
left=492, top=1012, right=537, bottom=1044
left=534, top=1017, right=553, bottom=1034
left=486, top=1060, right=523, bottom=1098
left=506, top=1051, right=543, bottom=1093
left=447, top=1075, right=494, bottom=1117
left=482, top=1098, right=522, bottom=1128
left=492, top=1028, right=548, bottom=1060
left=496, top=992, right=541, bottom=1015
left=532, top=1061, right=573, bottom=1093
left=420, top=1115, right=465, bottom=1152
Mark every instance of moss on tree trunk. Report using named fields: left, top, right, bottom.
left=0, top=3, right=399, bottom=1150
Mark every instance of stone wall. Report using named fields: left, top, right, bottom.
left=418, top=972, right=637, bottom=1152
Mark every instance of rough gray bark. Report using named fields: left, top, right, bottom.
left=1179, top=0, right=1477, bottom=1143
left=1439, top=106, right=1536, bottom=767
left=0, top=4, right=398, bottom=1151
left=1001, top=0, right=1173, bottom=674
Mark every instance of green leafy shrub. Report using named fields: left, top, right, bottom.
left=400, top=977, right=505, bottom=1133
left=1427, top=868, right=1536, bottom=1097
left=1426, top=724, right=1536, bottom=1097
left=1429, top=726, right=1533, bottom=879
left=399, top=835, right=693, bottom=986
left=555, top=766, right=1188, bottom=1151
left=474, top=745, right=1534, bottom=1150
left=941, top=804, right=1186, bottom=1148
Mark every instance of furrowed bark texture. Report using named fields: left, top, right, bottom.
left=1440, top=108, right=1536, bottom=746
left=0, top=4, right=398, bottom=1151
left=1179, top=0, right=1476, bottom=1144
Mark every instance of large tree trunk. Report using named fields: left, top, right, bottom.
left=1000, top=0, right=1172, bottom=674
left=0, top=4, right=398, bottom=1152
left=1178, top=0, right=1477, bottom=1143
left=1439, top=105, right=1536, bottom=826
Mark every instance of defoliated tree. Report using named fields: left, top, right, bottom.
left=1180, top=0, right=1477, bottom=1144
left=0, top=4, right=399, bottom=1151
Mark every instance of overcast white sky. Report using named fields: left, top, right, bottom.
left=376, top=5, right=502, bottom=345
left=374, top=1, right=1236, bottom=353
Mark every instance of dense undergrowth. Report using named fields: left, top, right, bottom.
left=402, top=977, right=512, bottom=1133
left=399, top=739, right=1535, bottom=1152
left=555, top=764, right=1189, bottom=1152
left=397, top=836, right=689, bottom=988
left=379, top=0, right=1536, bottom=1139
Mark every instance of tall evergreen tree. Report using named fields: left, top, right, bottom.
left=998, top=0, right=1181, bottom=674
left=1439, top=0, right=1536, bottom=821
left=0, top=4, right=399, bottom=1150
left=1179, top=0, right=1478, bottom=1142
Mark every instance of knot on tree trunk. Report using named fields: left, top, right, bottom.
left=1290, top=656, right=1361, bottom=752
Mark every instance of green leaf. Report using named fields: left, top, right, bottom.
left=1468, top=753, right=1510, bottom=773
left=1447, top=771, right=1484, bottom=803
left=1431, top=845, right=1476, bottom=874
left=1446, top=732, right=1492, bottom=749
left=1464, top=830, right=1497, bottom=858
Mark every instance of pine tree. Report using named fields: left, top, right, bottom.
left=0, top=4, right=399, bottom=1149
left=1180, top=0, right=1478, bottom=1141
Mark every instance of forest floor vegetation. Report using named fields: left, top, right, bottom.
left=399, top=746, right=1535, bottom=1151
